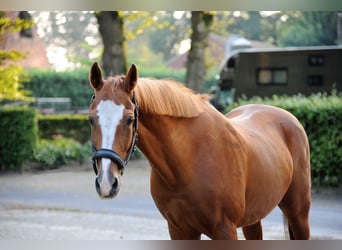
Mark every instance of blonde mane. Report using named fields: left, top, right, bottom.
left=135, top=78, right=208, bottom=118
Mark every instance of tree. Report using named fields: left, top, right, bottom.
left=147, top=11, right=190, bottom=61
left=186, top=11, right=213, bottom=92
left=223, top=11, right=262, bottom=40
left=0, top=11, right=32, bottom=102
left=32, top=11, right=100, bottom=70
left=211, top=11, right=281, bottom=45
left=277, top=11, right=338, bottom=47
left=95, top=11, right=127, bottom=77
left=259, top=12, right=283, bottom=45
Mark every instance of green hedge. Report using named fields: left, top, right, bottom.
left=226, top=92, right=342, bottom=187
left=33, top=138, right=90, bottom=169
left=38, top=114, right=90, bottom=143
left=25, top=68, right=93, bottom=109
left=0, top=107, right=38, bottom=171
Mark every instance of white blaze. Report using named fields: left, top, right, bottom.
left=97, top=100, right=124, bottom=174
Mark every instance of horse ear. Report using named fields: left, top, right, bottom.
left=89, top=62, right=104, bottom=90
left=125, top=64, right=138, bottom=93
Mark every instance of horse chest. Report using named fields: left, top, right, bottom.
left=152, top=187, right=209, bottom=234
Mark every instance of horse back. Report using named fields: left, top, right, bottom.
left=226, top=104, right=309, bottom=158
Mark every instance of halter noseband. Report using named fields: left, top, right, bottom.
left=90, top=92, right=139, bottom=176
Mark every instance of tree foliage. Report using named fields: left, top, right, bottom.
left=21, top=11, right=340, bottom=94
left=147, top=12, right=191, bottom=61
left=31, top=11, right=100, bottom=69
left=211, top=11, right=280, bottom=45
left=0, top=51, right=30, bottom=101
left=211, top=11, right=338, bottom=47
left=276, top=11, right=338, bottom=46
left=0, top=11, right=32, bottom=102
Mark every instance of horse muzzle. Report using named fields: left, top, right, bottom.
left=95, top=166, right=121, bottom=199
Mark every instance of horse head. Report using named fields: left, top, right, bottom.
left=88, top=62, right=138, bottom=198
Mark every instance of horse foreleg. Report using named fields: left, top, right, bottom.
left=242, top=221, right=263, bottom=240
left=167, top=222, right=201, bottom=240
left=210, top=216, right=239, bottom=240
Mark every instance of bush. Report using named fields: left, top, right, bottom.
left=0, top=107, right=38, bottom=171
left=139, top=66, right=186, bottom=83
left=226, top=92, right=342, bottom=187
left=33, top=137, right=90, bottom=169
left=25, top=68, right=93, bottom=109
left=38, top=114, right=90, bottom=143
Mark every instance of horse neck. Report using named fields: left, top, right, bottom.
left=137, top=113, right=186, bottom=186
left=136, top=105, right=241, bottom=188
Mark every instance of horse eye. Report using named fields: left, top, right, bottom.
left=126, top=117, right=134, bottom=126
left=90, top=94, right=95, bottom=103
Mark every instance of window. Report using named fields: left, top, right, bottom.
left=258, top=70, right=272, bottom=84
left=257, top=68, right=288, bottom=85
left=308, top=55, right=325, bottom=66
left=227, top=55, right=237, bottom=69
left=307, top=75, right=324, bottom=86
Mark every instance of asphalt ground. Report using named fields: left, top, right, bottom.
left=0, top=159, right=341, bottom=240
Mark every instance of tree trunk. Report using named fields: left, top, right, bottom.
left=95, top=11, right=127, bottom=77
left=186, top=11, right=213, bottom=92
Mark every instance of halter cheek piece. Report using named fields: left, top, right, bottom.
left=90, top=92, right=139, bottom=176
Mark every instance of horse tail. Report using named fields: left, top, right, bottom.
left=283, top=213, right=290, bottom=240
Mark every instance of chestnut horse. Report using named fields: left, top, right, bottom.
left=88, top=62, right=311, bottom=240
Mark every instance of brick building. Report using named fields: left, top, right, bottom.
left=1, top=11, right=50, bottom=69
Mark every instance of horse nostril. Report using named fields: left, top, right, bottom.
left=110, top=177, right=119, bottom=195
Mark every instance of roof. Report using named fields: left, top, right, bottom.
left=228, top=45, right=342, bottom=57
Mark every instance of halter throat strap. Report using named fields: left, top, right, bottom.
left=91, top=92, right=139, bottom=176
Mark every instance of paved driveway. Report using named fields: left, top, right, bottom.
left=0, top=159, right=341, bottom=240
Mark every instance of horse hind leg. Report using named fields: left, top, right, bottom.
left=279, top=120, right=311, bottom=240
left=279, top=202, right=310, bottom=240
left=279, top=177, right=311, bottom=240
left=282, top=213, right=294, bottom=240
left=279, top=161, right=311, bottom=240
left=242, top=221, right=263, bottom=240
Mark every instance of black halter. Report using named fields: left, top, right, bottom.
left=90, top=92, right=139, bottom=176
